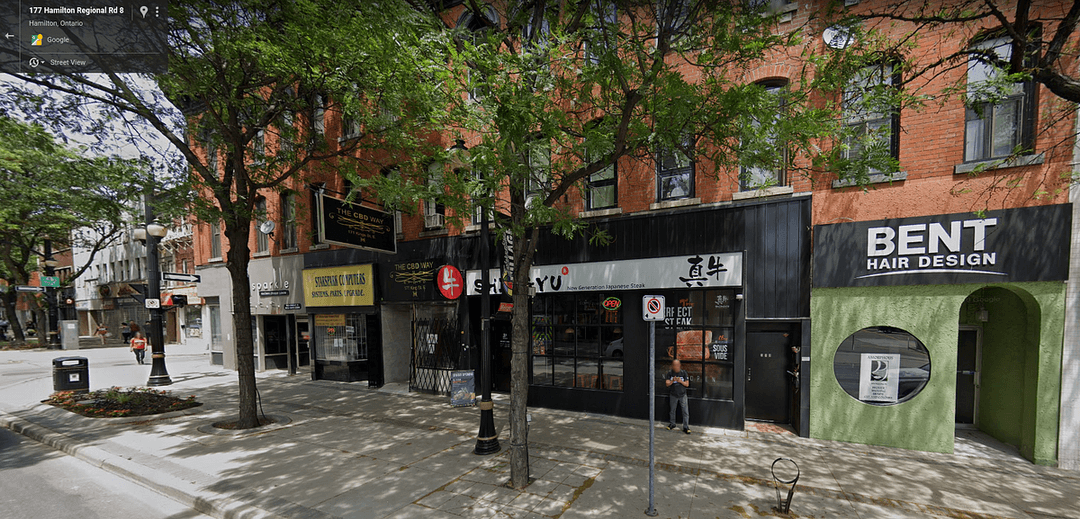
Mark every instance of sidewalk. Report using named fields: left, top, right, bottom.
left=2, top=366, right=1078, bottom=519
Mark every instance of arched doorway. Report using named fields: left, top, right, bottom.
left=957, top=286, right=1040, bottom=454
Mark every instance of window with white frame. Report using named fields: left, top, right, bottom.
left=255, top=198, right=269, bottom=253
left=657, top=136, right=694, bottom=201
left=210, top=221, right=222, bottom=258
left=584, top=2, right=617, bottom=65
left=585, top=137, right=617, bottom=211
left=965, top=35, right=1035, bottom=162
left=741, top=81, right=788, bottom=190
left=281, top=193, right=298, bottom=250
left=525, top=141, right=551, bottom=208
left=842, top=64, right=899, bottom=171
left=424, top=162, right=446, bottom=229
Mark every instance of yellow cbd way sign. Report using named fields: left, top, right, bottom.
left=302, top=264, right=374, bottom=307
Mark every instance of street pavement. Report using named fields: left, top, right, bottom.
left=1, top=343, right=1078, bottom=519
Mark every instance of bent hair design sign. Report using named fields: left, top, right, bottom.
left=813, top=204, right=1071, bottom=287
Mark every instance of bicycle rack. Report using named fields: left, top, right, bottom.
left=771, top=457, right=800, bottom=514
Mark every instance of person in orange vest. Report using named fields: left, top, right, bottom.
left=129, top=331, right=148, bottom=364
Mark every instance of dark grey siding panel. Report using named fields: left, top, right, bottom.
left=534, top=197, right=810, bottom=319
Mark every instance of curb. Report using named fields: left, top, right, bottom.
left=0, top=410, right=318, bottom=519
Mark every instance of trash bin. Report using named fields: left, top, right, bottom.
left=53, top=357, right=89, bottom=393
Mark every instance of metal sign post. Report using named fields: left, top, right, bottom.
left=642, top=295, right=665, bottom=517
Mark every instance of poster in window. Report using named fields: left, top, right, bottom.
left=450, top=370, right=476, bottom=407
left=858, top=353, right=900, bottom=403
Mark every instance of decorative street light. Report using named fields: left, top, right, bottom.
left=42, top=240, right=60, bottom=348
left=136, top=192, right=172, bottom=386
left=450, top=139, right=501, bottom=456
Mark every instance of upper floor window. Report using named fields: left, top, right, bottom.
left=424, top=162, right=446, bottom=229
left=311, top=93, right=326, bottom=135
left=459, top=7, right=499, bottom=102
left=965, top=35, right=1035, bottom=162
left=585, top=147, right=617, bottom=211
left=210, top=221, right=222, bottom=258
left=309, top=182, right=325, bottom=246
left=741, top=81, right=787, bottom=190
left=584, top=2, right=618, bottom=65
left=657, top=137, right=695, bottom=201
left=525, top=141, right=551, bottom=209
left=255, top=198, right=269, bottom=253
left=281, top=193, right=298, bottom=251
left=842, top=64, right=899, bottom=172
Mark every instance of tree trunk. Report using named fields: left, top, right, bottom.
left=508, top=226, right=540, bottom=489
left=225, top=223, right=260, bottom=429
left=2, top=289, right=24, bottom=341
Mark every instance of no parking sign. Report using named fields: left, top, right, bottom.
left=642, top=295, right=665, bottom=321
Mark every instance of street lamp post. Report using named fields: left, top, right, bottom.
left=449, top=140, right=500, bottom=456
left=139, top=193, right=172, bottom=386
left=43, top=238, right=60, bottom=348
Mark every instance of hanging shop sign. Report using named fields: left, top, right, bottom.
left=385, top=259, right=438, bottom=301
left=302, top=265, right=374, bottom=307
left=437, top=265, right=464, bottom=300
left=319, top=194, right=397, bottom=254
left=813, top=204, right=1071, bottom=287
left=465, top=253, right=743, bottom=296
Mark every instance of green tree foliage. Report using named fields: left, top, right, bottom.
left=363, top=0, right=881, bottom=488
left=0, top=0, right=450, bottom=427
left=0, top=116, right=142, bottom=341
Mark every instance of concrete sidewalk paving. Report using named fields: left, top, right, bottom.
left=2, top=368, right=1078, bottom=519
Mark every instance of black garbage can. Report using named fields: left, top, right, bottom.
left=53, top=357, right=89, bottom=393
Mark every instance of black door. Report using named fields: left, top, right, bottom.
left=955, top=328, right=979, bottom=425
left=745, top=331, right=791, bottom=423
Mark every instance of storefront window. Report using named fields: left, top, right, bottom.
left=834, top=326, right=931, bottom=406
left=531, top=293, right=624, bottom=391
left=655, top=289, right=736, bottom=400
left=313, top=314, right=367, bottom=361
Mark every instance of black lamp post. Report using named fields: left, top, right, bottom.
left=449, top=140, right=500, bottom=455
left=43, top=239, right=60, bottom=348
left=135, top=192, right=172, bottom=386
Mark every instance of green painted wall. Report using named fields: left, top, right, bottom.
left=810, top=282, right=1064, bottom=465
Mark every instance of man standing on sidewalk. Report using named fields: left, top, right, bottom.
left=665, top=359, right=691, bottom=434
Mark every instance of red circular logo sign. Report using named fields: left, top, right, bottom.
left=437, top=265, right=464, bottom=300
left=561, top=266, right=569, bottom=275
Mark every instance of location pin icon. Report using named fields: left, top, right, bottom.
left=140, top=5, right=148, bottom=18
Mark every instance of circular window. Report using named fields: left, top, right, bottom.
left=833, top=326, right=931, bottom=406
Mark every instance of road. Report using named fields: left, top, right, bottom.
left=0, top=342, right=227, bottom=413
left=0, top=343, right=222, bottom=519
left=0, top=426, right=212, bottom=519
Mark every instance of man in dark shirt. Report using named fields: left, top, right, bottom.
left=665, top=359, right=691, bottom=434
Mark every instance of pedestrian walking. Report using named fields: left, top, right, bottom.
left=95, top=323, right=109, bottom=345
left=129, top=331, right=147, bottom=364
left=120, top=321, right=132, bottom=343
left=665, top=359, right=691, bottom=434
left=0, top=319, right=8, bottom=341
left=129, top=321, right=140, bottom=337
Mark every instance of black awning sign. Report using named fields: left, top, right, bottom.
left=319, top=194, right=397, bottom=254
left=813, top=204, right=1072, bottom=287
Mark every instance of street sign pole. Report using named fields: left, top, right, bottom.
left=647, top=318, right=657, bottom=517
left=642, top=295, right=664, bottom=517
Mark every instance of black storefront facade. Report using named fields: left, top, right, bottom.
left=305, top=195, right=810, bottom=434
left=469, top=196, right=812, bottom=433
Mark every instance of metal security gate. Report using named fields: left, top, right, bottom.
left=409, top=316, right=465, bottom=395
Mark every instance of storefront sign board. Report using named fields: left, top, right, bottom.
left=814, top=204, right=1071, bottom=287
left=302, top=264, right=374, bottom=307
left=466, top=253, right=743, bottom=296
left=313, top=314, right=346, bottom=327
left=384, top=259, right=438, bottom=301
left=319, top=194, right=397, bottom=254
